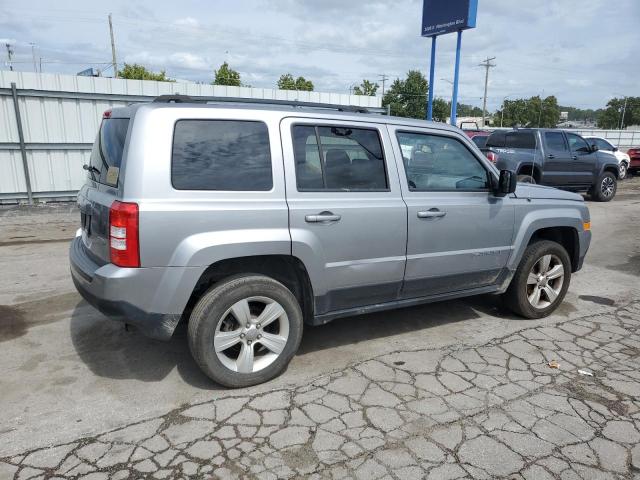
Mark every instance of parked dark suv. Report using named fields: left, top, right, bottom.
left=482, top=128, right=620, bottom=201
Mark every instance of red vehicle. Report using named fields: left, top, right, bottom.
left=461, top=121, right=492, bottom=148
left=628, top=147, right=640, bottom=175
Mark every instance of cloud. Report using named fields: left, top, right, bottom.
left=1, top=0, right=637, bottom=110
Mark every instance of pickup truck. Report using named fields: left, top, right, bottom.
left=482, top=128, right=620, bottom=201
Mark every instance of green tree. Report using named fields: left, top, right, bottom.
left=382, top=70, right=428, bottom=119
left=432, top=98, right=449, bottom=122
left=277, top=73, right=314, bottom=91
left=213, top=62, right=241, bottom=86
left=597, top=97, right=640, bottom=129
left=119, top=63, right=173, bottom=82
left=353, top=79, right=379, bottom=96
left=495, top=95, right=561, bottom=128
left=457, top=103, right=483, bottom=117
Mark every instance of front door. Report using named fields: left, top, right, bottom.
left=566, top=133, right=598, bottom=186
left=280, top=118, right=407, bottom=315
left=388, top=126, right=515, bottom=298
left=541, top=130, right=572, bottom=186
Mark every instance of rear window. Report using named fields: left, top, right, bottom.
left=88, top=118, right=129, bottom=185
left=486, top=131, right=536, bottom=149
left=471, top=135, right=488, bottom=148
left=172, top=120, right=272, bottom=191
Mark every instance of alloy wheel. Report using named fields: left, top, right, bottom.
left=214, top=296, right=290, bottom=373
left=526, top=254, right=565, bottom=309
left=601, top=176, right=615, bottom=198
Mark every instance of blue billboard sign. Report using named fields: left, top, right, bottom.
left=421, top=0, right=478, bottom=37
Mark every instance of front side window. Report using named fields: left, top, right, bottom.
left=544, top=131, right=568, bottom=151
left=397, top=132, right=489, bottom=191
left=291, top=125, right=388, bottom=191
left=172, top=120, right=272, bottom=191
left=567, top=133, right=591, bottom=153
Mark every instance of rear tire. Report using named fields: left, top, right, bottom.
left=517, top=174, right=536, bottom=184
left=188, top=274, right=303, bottom=388
left=591, top=171, right=617, bottom=202
left=503, top=240, right=571, bottom=319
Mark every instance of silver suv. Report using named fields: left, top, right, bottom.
left=70, top=96, right=591, bottom=387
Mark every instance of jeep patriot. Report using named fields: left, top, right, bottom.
left=70, top=96, right=591, bottom=387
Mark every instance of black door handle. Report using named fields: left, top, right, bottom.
left=571, top=155, right=578, bottom=160
left=547, top=154, right=555, bottom=159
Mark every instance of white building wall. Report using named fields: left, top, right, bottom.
left=0, top=71, right=382, bottom=201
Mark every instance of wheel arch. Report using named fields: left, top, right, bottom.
left=183, top=255, right=314, bottom=325
left=516, top=163, right=542, bottom=183
left=509, top=210, right=585, bottom=274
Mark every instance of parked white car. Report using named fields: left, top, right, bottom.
left=584, top=136, right=631, bottom=179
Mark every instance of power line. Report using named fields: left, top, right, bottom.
left=478, top=56, right=496, bottom=127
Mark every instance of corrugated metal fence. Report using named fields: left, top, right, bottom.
left=0, top=71, right=381, bottom=203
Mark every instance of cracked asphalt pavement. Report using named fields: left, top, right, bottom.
left=1, top=178, right=640, bottom=479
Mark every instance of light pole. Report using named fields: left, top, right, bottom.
left=29, top=43, right=37, bottom=73
left=500, top=94, right=517, bottom=127
left=619, top=96, right=628, bottom=130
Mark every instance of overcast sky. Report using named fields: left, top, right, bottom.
left=1, top=0, right=638, bottom=110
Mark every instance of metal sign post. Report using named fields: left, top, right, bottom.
left=450, top=31, right=463, bottom=126
left=427, top=36, right=436, bottom=121
left=422, top=0, right=478, bottom=125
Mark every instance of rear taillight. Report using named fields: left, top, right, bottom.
left=109, top=201, right=140, bottom=268
left=486, top=151, right=498, bottom=163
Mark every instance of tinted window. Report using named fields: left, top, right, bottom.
left=88, top=118, right=129, bottom=185
left=544, top=132, right=568, bottom=151
left=292, top=125, right=388, bottom=191
left=485, top=131, right=506, bottom=148
left=172, top=120, right=272, bottom=191
left=505, top=132, right=536, bottom=149
left=566, top=133, right=590, bottom=153
left=472, top=135, right=488, bottom=148
left=396, top=132, right=489, bottom=191
left=592, top=138, right=613, bottom=151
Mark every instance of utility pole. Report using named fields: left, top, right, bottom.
left=478, top=56, right=496, bottom=127
left=378, top=74, right=389, bottom=96
left=5, top=43, right=14, bottom=71
left=108, top=13, right=118, bottom=78
left=29, top=43, right=37, bottom=73
left=619, top=96, right=628, bottom=130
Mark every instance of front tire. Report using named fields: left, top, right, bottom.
left=503, top=240, right=571, bottom=319
left=188, top=275, right=303, bottom=388
left=591, top=171, right=617, bottom=202
left=618, top=162, right=627, bottom=180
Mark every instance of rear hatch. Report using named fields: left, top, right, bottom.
left=77, top=113, right=130, bottom=265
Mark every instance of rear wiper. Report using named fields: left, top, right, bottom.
left=83, top=164, right=100, bottom=179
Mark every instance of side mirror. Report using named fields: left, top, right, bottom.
left=494, top=170, right=517, bottom=197
left=590, top=144, right=599, bottom=152
left=612, top=147, right=618, bottom=152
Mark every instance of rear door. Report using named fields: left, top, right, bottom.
left=389, top=126, right=514, bottom=298
left=566, top=132, right=598, bottom=186
left=77, top=114, right=130, bottom=264
left=281, top=118, right=407, bottom=315
left=541, top=130, right=572, bottom=185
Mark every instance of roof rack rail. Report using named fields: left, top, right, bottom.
left=152, top=95, right=387, bottom=114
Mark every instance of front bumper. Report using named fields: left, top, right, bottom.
left=69, top=235, right=201, bottom=340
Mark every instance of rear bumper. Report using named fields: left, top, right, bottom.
left=69, top=235, right=202, bottom=340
